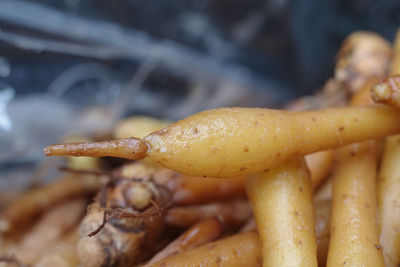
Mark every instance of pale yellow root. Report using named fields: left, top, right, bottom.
left=378, top=136, right=400, bottom=267
left=158, top=199, right=329, bottom=267
left=327, top=64, right=385, bottom=267
left=305, top=150, right=333, bottom=190
left=45, top=106, right=400, bottom=178
left=236, top=198, right=331, bottom=265
left=144, top=106, right=400, bottom=178
left=326, top=141, right=384, bottom=267
left=143, top=232, right=262, bottom=267
left=246, top=158, right=317, bottom=267
left=374, top=28, right=400, bottom=267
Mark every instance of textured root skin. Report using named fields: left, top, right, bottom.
left=144, top=106, right=400, bottom=177
left=44, top=105, right=400, bottom=178
left=371, top=75, right=400, bottom=107
left=43, top=137, right=148, bottom=160
left=78, top=206, right=166, bottom=267
left=78, top=177, right=172, bottom=267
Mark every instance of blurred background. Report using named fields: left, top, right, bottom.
left=0, top=0, right=399, bottom=186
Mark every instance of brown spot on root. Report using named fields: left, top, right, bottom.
left=375, top=244, right=382, bottom=250
left=311, top=117, right=316, bottom=121
left=297, top=240, right=302, bottom=245
left=364, top=203, right=370, bottom=209
left=294, top=211, right=299, bottom=217
left=276, top=152, right=281, bottom=157
left=193, top=128, right=199, bottom=134
left=338, top=127, right=344, bottom=131
left=244, top=147, right=249, bottom=152
left=349, top=151, right=356, bottom=156
left=216, top=256, right=222, bottom=264
left=239, top=167, right=247, bottom=171
left=299, top=187, right=303, bottom=193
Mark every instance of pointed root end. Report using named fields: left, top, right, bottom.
left=43, top=137, right=148, bottom=160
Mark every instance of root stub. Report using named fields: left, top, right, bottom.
left=43, top=137, right=148, bottom=160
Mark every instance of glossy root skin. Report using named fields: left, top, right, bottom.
left=378, top=136, right=400, bottom=267
left=376, top=29, right=400, bottom=267
left=246, top=157, right=318, bottom=267
left=144, top=106, right=400, bottom=178
left=44, top=106, right=400, bottom=178
left=326, top=141, right=384, bottom=267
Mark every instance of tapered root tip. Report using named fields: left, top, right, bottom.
left=43, top=146, right=52, bottom=156
left=43, top=137, right=148, bottom=160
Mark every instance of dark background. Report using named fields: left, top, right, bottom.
left=0, top=0, right=399, bottom=177
left=2, top=0, right=400, bottom=102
